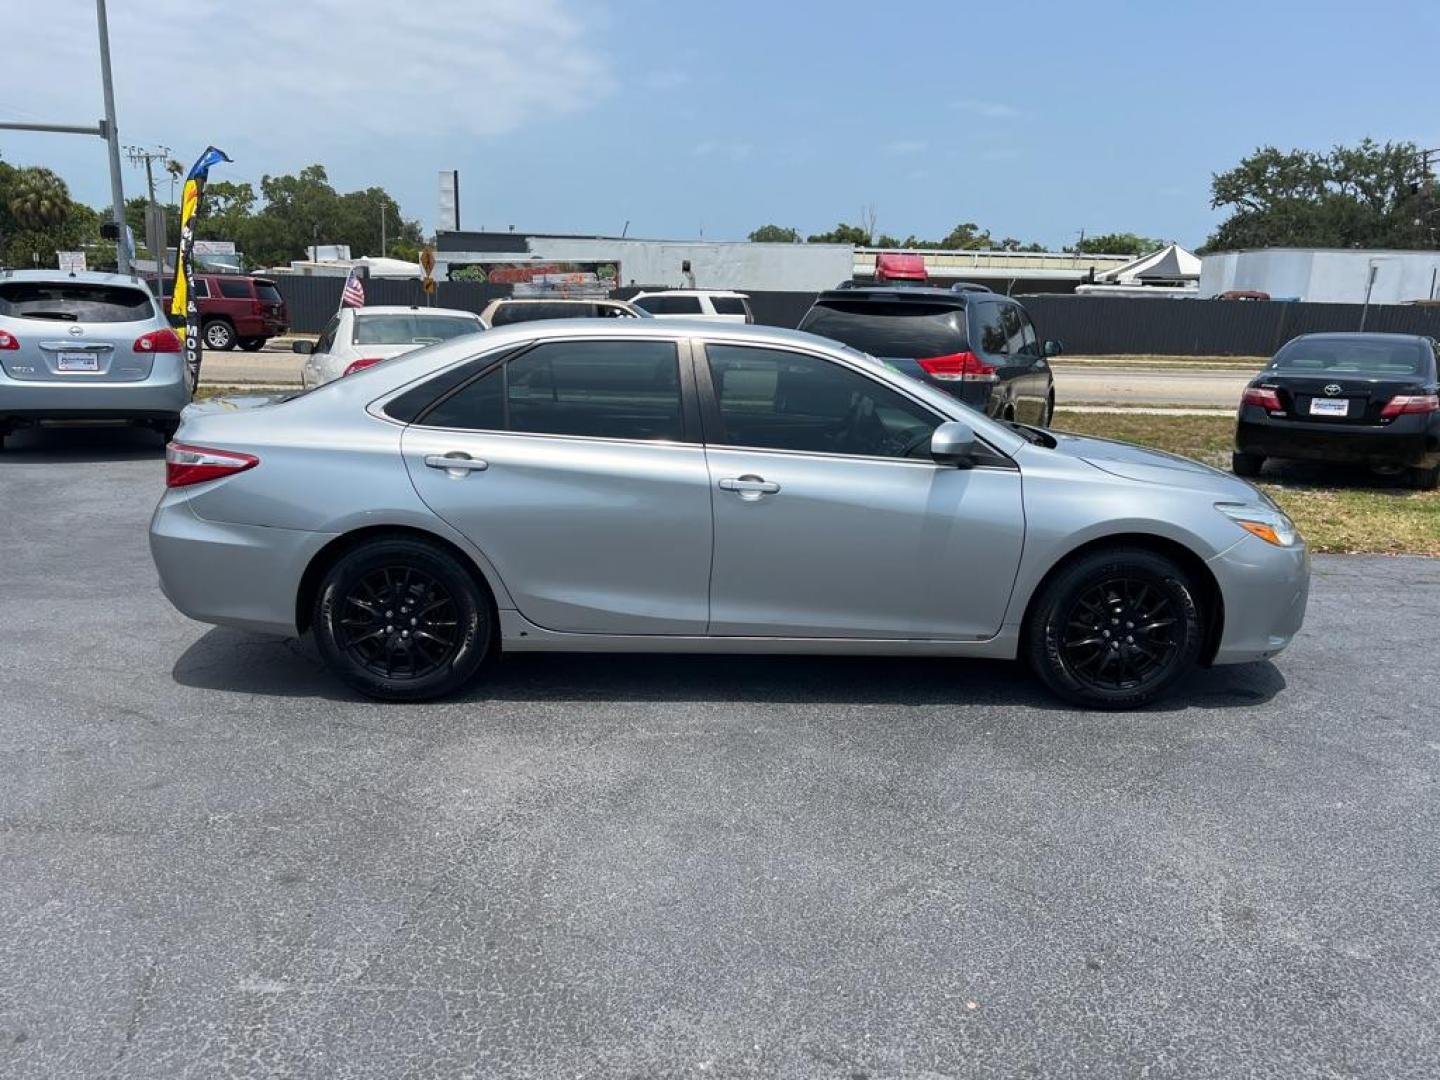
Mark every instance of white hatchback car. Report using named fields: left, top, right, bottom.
left=630, top=290, right=753, bottom=323
left=296, top=305, right=486, bottom=389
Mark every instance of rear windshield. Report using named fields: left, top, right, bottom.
left=711, top=296, right=749, bottom=315
left=1272, top=337, right=1426, bottom=377
left=489, top=302, right=612, bottom=326
left=0, top=282, right=155, bottom=323
left=255, top=282, right=282, bottom=304
left=799, top=300, right=967, bottom=359
left=353, top=313, right=482, bottom=345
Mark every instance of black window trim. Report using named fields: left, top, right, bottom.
left=393, top=336, right=702, bottom=445
left=690, top=338, right=1015, bottom=470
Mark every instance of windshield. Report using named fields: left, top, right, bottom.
left=0, top=282, right=155, bottom=323
left=353, top=313, right=482, bottom=345
left=1271, top=337, right=1426, bottom=377
left=800, top=300, right=967, bottom=358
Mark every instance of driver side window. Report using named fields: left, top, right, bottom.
left=704, top=344, right=939, bottom=459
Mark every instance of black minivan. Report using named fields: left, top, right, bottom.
left=798, top=287, right=1060, bottom=425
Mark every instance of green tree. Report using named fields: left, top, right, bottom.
left=1207, top=139, right=1432, bottom=250
left=1070, top=232, right=1167, bottom=256
left=748, top=224, right=800, bottom=243
left=6, top=166, right=71, bottom=230
left=807, top=222, right=873, bottom=245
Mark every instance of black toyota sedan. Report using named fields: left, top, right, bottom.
left=1233, top=333, right=1440, bottom=490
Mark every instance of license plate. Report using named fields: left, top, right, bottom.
left=1309, top=398, right=1349, bottom=417
left=57, top=351, right=99, bottom=372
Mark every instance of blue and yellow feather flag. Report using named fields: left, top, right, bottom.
left=170, top=146, right=231, bottom=387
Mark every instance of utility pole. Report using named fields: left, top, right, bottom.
left=380, top=202, right=387, bottom=258
left=126, top=145, right=171, bottom=277
left=0, top=0, right=128, bottom=272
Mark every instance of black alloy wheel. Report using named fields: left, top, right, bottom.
left=313, top=538, right=492, bottom=701
left=1026, top=547, right=1203, bottom=709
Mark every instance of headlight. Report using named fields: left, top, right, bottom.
left=1216, top=503, right=1299, bottom=547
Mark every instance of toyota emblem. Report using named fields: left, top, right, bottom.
left=1324, top=383, right=1342, bottom=396
left=67, top=325, right=83, bottom=336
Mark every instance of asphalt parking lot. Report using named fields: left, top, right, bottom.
left=3, top=425, right=1439, bottom=1079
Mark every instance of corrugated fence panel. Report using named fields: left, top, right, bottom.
left=270, top=276, right=1440, bottom=354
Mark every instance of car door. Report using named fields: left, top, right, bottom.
left=401, top=337, right=714, bottom=635
left=697, top=341, right=1026, bottom=640
left=1010, top=304, right=1052, bottom=424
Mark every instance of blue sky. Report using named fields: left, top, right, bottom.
left=4, top=0, right=1438, bottom=250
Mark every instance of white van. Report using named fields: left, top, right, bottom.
left=629, top=290, right=754, bottom=323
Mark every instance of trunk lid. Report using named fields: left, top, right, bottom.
left=1258, top=372, right=1425, bottom=425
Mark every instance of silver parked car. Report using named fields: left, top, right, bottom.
left=295, top=305, right=487, bottom=389
left=150, top=320, right=1309, bottom=709
left=1, top=269, right=190, bottom=446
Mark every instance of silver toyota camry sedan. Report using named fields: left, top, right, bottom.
left=150, top=320, right=1309, bottom=709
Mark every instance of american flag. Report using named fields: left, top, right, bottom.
left=340, top=268, right=366, bottom=308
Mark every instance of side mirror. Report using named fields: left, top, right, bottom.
left=930, top=421, right=978, bottom=468
left=1043, top=339, right=1063, bottom=357
left=291, top=340, right=314, bottom=355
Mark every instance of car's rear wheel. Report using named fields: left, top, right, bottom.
left=1231, top=451, right=1265, bottom=477
left=238, top=336, right=266, bottom=352
left=203, top=319, right=236, bottom=351
left=1025, top=547, right=1204, bottom=710
left=312, top=538, right=493, bottom=701
left=1410, top=462, right=1440, bottom=491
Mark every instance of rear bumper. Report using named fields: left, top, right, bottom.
left=149, top=496, right=333, bottom=636
left=1207, top=535, right=1310, bottom=665
left=0, top=355, right=190, bottom=423
left=1236, top=410, right=1438, bottom=467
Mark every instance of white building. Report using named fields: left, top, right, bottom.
left=1200, top=248, right=1440, bottom=304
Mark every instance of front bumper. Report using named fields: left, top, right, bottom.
left=149, top=496, right=334, bottom=636
left=1236, top=410, right=1438, bottom=467
left=1207, top=534, right=1310, bottom=665
left=0, top=354, right=190, bottom=422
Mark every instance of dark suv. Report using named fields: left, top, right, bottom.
left=151, top=274, right=288, bottom=351
left=798, top=287, right=1059, bottom=425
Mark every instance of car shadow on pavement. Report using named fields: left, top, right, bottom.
left=0, top=423, right=166, bottom=463
left=1261, top=458, right=1416, bottom=490
left=172, top=626, right=1287, bottom=713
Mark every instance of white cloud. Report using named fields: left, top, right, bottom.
left=884, top=139, right=928, bottom=156
left=952, top=98, right=1020, bottom=119
left=3, top=0, right=614, bottom=149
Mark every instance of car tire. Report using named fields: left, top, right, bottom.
left=203, top=319, right=236, bottom=351
left=154, top=419, right=180, bottom=443
left=238, top=337, right=266, bottom=352
left=1410, top=463, right=1440, bottom=491
left=312, top=537, right=493, bottom=702
left=1025, top=546, right=1204, bottom=710
left=1231, top=451, right=1265, bottom=478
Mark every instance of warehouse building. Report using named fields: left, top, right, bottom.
left=1200, top=248, right=1440, bottom=305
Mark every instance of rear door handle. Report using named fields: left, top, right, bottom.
left=425, top=452, right=489, bottom=475
left=718, top=475, right=780, bottom=496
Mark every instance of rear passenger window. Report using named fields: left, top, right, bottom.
left=418, top=340, right=683, bottom=442
left=636, top=295, right=703, bottom=315
left=973, top=302, right=1010, bottom=357
left=216, top=278, right=251, bottom=299
left=711, top=296, right=748, bottom=315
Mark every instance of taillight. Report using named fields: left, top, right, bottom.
left=134, top=328, right=182, bottom=353
left=917, top=351, right=997, bottom=383
left=251, top=299, right=264, bottom=316
left=343, top=357, right=386, bottom=377
left=1241, top=386, right=1282, bottom=411
left=165, top=442, right=259, bottom=488
left=1379, top=393, right=1439, bottom=419
left=0, top=330, right=18, bottom=350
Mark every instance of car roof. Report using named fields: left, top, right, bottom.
left=1289, top=332, right=1431, bottom=344
left=632, top=289, right=749, bottom=298
left=0, top=268, right=154, bottom=288
left=492, top=298, right=631, bottom=305
left=348, top=304, right=482, bottom=318
left=814, top=285, right=975, bottom=304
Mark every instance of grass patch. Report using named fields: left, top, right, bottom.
left=1052, top=409, right=1440, bottom=556
left=193, top=385, right=293, bottom=400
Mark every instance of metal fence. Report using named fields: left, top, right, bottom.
left=270, top=276, right=1440, bottom=356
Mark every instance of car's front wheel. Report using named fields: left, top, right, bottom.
left=312, top=537, right=493, bottom=701
left=1025, top=546, right=1204, bottom=709
left=203, top=319, right=236, bottom=351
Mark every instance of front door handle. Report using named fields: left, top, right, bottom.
left=425, top=452, right=489, bottom=475
left=718, top=474, right=780, bottom=497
